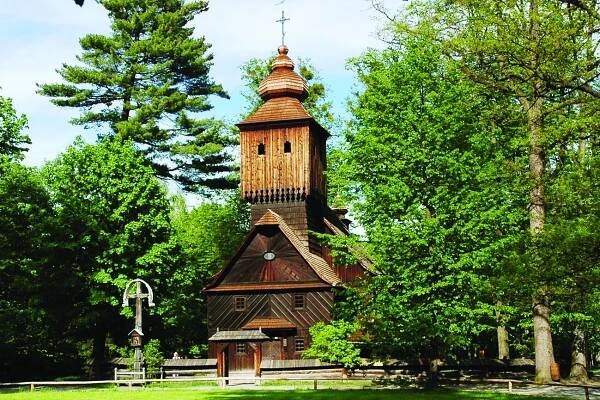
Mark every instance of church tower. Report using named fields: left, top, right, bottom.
left=204, top=44, right=366, bottom=375
left=237, top=45, right=331, bottom=254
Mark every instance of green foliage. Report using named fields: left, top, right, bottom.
left=0, top=94, right=30, bottom=161
left=38, top=0, right=237, bottom=191
left=304, top=321, right=361, bottom=369
left=143, top=339, right=164, bottom=372
left=41, top=137, right=177, bottom=374
left=159, top=193, right=249, bottom=351
left=333, top=26, right=529, bottom=359
left=543, top=155, right=600, bottom=345
left=0, top=160, right=56, bottom=379
left=240, top=56, right=335, bottom=131
left=188, top=344, right=208, bottom=358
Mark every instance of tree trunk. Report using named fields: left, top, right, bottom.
left=497, top=325, right=510, bottom=360
left=496, top=306, right=510, bottom=360
left=568, top=326, right=588, bottom=382
left=527, top=97, right=545, bottom=235
left=526, top=0, right=555, bottom=375
left=533, top=296, right=554, bottom=383
left=91, top=326, right=107, bottom=379
left=528, top=96, right=555, bottom=383
left=427, top=358, right=442, bottom=387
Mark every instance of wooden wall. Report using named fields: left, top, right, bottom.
left=207, top=290, right=333, bottom=369
left=207, top=291, right=333, bottom=334
left=240, top=123, right=326, bottom=202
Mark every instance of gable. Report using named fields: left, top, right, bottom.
left=204, top=209, right=341, bottom=291
left=219, top=226, right=322, bottom=285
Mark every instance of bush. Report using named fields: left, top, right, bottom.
left=304, top=321, right=361, bottom=369
left=144, top=339, right=164, bottom=372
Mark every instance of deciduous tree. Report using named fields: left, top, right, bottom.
left=42, top=138, right=177, bottom=376
left=0, top=94, right=30, bottom=161
left=335, top=27, right=528, bottom=374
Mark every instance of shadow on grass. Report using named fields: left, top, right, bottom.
left=184, top=388, right=557, bottom=400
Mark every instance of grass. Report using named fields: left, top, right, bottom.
left=259, top=379, right=373, bottom=389
left=0, top=387, right=574, bottom=400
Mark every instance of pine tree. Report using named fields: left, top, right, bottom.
left=0, top=95, right=30, bottom=161
left=39, top=0, right=236, bottom=191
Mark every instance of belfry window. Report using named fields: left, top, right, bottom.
left=284, top=141, right=291, bottom=153
left=258, top=143, right=265, bottom=155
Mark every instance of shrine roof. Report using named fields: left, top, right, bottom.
left=204, top=209, right=341, bottom=291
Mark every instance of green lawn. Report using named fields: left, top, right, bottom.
left=0, top=388, right=572, bottom=400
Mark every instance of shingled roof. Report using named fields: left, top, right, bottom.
left=204, top=209, right=341, bottom=291
left=238, top=45, right=317, bottom=128
left=239, top=97, right=312, bottom=125
left=256, top=210, right=341, bottom=285
left=242, top=316, right=296, bottom=330
left=208, top=330, right=270, bottom=342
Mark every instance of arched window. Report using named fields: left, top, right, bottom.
left=258, top=143, right=265, bottom=155
left=284, top=141, right=291, bottom=153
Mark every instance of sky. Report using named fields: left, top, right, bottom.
left=0, top=0, right=398, bottom=168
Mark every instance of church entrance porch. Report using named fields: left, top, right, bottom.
left=208, top=329, right=270, bottom=378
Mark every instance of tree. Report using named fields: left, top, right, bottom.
left=0, top=94, right=30, bottom=161
left=434, top=0, right=599, bottom=383
left=240, top=56, right=335, bottom=132
left=161, top=193, right=248, bottom=353
left=0, top=160, right=56, bottom=380
left=42, top=138, right=177, bottom=376
left=39, top=0, right=236, bottom=191
left=304, top=321, right=361, bottom=369
left=375, top=0, right=600, bottom=383
left=334, top=26, right=528, bottom=376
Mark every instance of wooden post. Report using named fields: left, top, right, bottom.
left=313, top=379, right=317, bottom=390
left=508, top=380, right=512, bottom=393
left=30, top=383, right=34, bottom=392
left=217, top=347, right=223, bottom=378
left=255, top=343, right=262, bottom=377
left=114, top=367, right=117, bottom=381
left=584, top=386, right=590, bottom=400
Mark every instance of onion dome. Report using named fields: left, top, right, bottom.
left=258, top=46, right=308, bottom=102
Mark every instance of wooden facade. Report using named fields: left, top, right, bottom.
left=204, top=45, right=366, bottom=376
left=240, top=123, right=327, bottom=204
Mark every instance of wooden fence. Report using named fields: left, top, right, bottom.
left=0, top=376, right=598, bottom=399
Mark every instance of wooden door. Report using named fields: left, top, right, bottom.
left=261, top=340, right=282, bottom=361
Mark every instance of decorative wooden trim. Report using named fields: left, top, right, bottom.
left=206, top=282, right=331, bottom=293
left=244, top=187, right=306, bottom=203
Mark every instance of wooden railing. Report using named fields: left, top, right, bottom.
left=0, top=375, right=598, bottom=398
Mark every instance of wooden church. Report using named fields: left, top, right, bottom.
left=205, top=45, right=366, bottom=376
